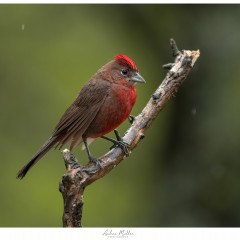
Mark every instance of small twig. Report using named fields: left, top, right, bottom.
left=59, top=39, right=200, bottom=227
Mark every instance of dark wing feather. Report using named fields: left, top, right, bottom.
left=53, top=76, right=110, bottom=149
left=17, top=72, right=110, bottom=179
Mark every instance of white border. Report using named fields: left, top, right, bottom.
left=0, top=1, right=239, bottom=238
left=1, top=228, right=240, bottom=240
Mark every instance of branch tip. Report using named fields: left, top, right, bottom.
left=162, top=63, right=175, bottom=70
left=170, top=38, right=181, bottom=57
left=62, top=148, right=80, bottom=170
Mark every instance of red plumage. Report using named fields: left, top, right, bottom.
left=115, top=54, right=138, bottom=71
left=17, top=54, right=145, bottom=179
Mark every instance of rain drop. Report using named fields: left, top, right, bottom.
left=191, top=107, right=197, bottom=116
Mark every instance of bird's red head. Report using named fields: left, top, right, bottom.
left=115, top=54, right=138, bottom=71
left=102, top=54, right=145, bottom=84
left=97, top=54, right=145, bottom=85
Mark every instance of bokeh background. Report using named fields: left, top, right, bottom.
left=0, top=4, right=240, bottom=227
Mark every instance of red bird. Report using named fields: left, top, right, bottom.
left=17, top=54, right=145, bottom=179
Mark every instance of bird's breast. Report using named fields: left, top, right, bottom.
left=112, top=84, right=137, bottom=113
left=84, top=84, right=137, bottom=138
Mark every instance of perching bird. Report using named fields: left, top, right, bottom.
left=17, top=54, right=145, bottom=179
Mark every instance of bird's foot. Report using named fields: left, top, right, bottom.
left=101, top=130, right=130, bottom=156
left=110, top=129, right=129, bottom=156
left=111, top=140, right=129, bottom=156
left=128, top=115, right=135, bottom=124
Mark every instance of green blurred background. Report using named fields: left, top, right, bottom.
left=0, top=4, right=240, bottom=227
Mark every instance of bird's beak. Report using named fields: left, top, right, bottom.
left=130, top=72, right=146, bottom=84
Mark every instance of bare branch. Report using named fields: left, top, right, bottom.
left=59, top=39, right=200, bottom=227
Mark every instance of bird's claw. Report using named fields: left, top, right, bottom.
left=116, top=141, right=129, bottom=156
left=128, top=115, right=135, bottom=124
left=112, top=129, right=129, bottom=155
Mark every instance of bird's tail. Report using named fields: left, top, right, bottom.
left=17, top=136, right=58, bottom=179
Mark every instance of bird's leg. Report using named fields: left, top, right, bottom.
left=83, top=137, right=103, bottom=169
left=113, top=129, right=122, bottom=141
left=101, top=129, right=129, bottom=156
left=128, top=115, right=135, bottom=124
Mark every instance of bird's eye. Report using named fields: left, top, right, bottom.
left=121, top=69, right=128, bottom=76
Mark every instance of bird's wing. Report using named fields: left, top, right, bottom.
left=53, top=77, right=110, bottom=149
